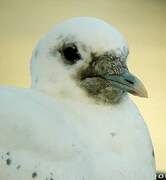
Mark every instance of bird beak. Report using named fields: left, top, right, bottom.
left=104, top=72, right=148, bottom=98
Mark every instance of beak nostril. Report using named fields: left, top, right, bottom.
left=125, top=79, right=134, bottom=84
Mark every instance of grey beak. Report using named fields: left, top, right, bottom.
left=104, top=72, right=148, bottom=98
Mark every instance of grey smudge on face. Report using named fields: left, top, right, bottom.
left=32, top=171, right=38, bottom=178
left=91, top=53, right=126, bottom=76
left=77, top=51, right=127, bottom=104
left=80, top=77, right=125, bottom=104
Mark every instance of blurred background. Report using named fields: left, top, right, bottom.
left=0, top=0, right=165, bottom=171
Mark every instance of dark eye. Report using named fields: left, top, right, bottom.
left=62, top=44, right=81, bottom=64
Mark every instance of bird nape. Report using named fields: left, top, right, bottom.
left=0, top=17, right=156, bottom=180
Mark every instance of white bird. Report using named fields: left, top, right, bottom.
left=0, top=17, right=156, bottom=180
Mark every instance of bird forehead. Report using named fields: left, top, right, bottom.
left=44, top=17, right=128, bottom=52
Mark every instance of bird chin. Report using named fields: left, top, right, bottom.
left=80, top=76, right=126, bottom=104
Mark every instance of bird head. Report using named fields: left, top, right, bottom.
left=31, top=17, right=147, bottom=104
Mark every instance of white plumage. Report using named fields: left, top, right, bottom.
left=0, top=17, right=155, bottom=180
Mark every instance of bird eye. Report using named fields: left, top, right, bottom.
left=62, top=44, right=81, bottom=64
